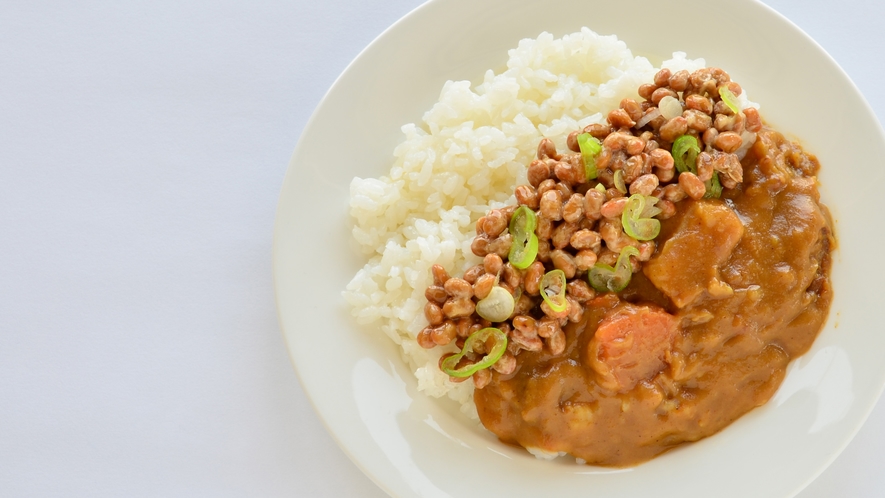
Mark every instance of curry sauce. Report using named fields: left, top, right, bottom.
left=474, top=128, right=833, bottom=466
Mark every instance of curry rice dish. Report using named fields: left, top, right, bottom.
left=344, top=30, right=833, bottom=467
left=417, top=67, right=833, bottom=466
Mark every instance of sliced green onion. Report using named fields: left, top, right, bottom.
left=540, top=269, right=568, bottom=313
left=640, top=195, right=663, bottom=219
left=594, top=183, right=606, bottom=193
left=510, top=232, right=538, bottom=270
left=577, top=133, right=602, bottom=180
left=672, top=135, right=700, bottom=174
left=613, top=170, right=627, bottom=194
left=507, top=206, right=539, bottom=269
left=621, top=194, right=661, bottom=241
left=704, top=171, right=723, bottom=199
left=475, top=286, right=515, bottom=322
left=509, top=205, right=537, bottom=235
left=441, top=327, right=507, bottom=378
left=588, top=246, right=640, bottom=293
left=719, top=86, right=740, bottom=114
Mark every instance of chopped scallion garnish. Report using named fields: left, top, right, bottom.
left=704, top=171, right=723, bottom=198
left=475, top=286, right=515, bottom=323
left=577, top=133, right=602, bottom=180
left=621, top=194, right=661, bottom=241
left=614, top=170, right=627, bottom=194
left=588, top=246, right=640, bottom=293
left=440, top=327, right=507, bottom=378
left=672, top=135, right=700, bottom=174
left=719, top=86, right=740, bottom=114
left=539, top=269, right=568, bottom=313
left=640, top=195, right=663, bottom=219
left=507, top=205, right=539, bottom=269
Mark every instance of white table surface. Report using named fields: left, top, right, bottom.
left=1, top=0, right=882, bottom=496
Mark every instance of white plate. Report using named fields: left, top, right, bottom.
left=273, top=0, right=885, bottom=496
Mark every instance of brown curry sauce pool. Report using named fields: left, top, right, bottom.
left=475, top=127, right=833, bottom=466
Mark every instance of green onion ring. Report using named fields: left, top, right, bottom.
left=672, top=135, right=700, bottom=174
left=640, top=195, right=663, bottom=219
left=507, top=205, right=539, bottom=269
left=588, top=246, right=640, bottom=293
left=440, top=327, right=507, bottom=378
left=719, top=86, right=740, bottom=114
left=577, top=133, right=602, bottom=180
left=613, top=170, right=627, bottom=194
left=475, top=286, right=515, bottom=323
left=704, top=171, right=723, bottom=199
left=540, top=269, right=568, bottom=312
left=621, top=194, right=661, bottom=241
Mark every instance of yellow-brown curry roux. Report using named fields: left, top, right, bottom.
left=474, top=127, right=833, bottom=466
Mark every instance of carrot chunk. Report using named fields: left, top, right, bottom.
left=587, top=304, right=679, bottom=392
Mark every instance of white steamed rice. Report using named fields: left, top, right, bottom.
left=343, top=28, right=717, bottom=420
